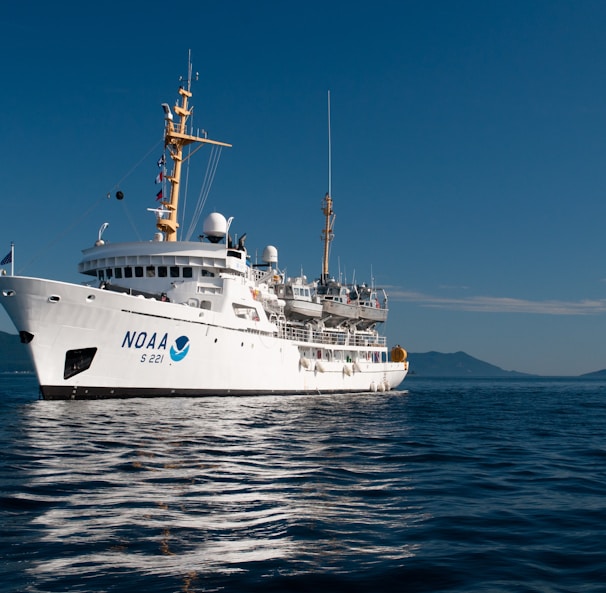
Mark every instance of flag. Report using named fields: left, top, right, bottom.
left=157, top=155, right=165, bottom=168
left=156, top=190, right=163, bottom=201
left=1, top=250, right=11, bottom=265
left=155, top=171, right=163, bottom=184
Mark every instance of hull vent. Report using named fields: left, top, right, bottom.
left=19, top=331, right=34, bottom=344
left=64, top=348, right=98, bottom=379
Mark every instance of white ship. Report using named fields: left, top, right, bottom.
left=0, top=62, right=408, bottom=400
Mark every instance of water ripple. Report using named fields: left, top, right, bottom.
left=2, top=378, right=606, bottom=591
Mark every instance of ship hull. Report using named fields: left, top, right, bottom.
left=284, top=299, right=323, bottom=321
left=322, top=300, right=359, bottom=326
left=0, top=276, right=407, bottom=399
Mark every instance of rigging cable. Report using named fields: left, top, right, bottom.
left=179, top=142, right=193, bottom=241
left=18, top=139, right=162, bottom=273
left=111, top=138, right=163, bottom=241
left=184, top=144, right=223, bottom=241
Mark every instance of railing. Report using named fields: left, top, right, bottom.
left=250, top=267, right=278, bottom=284
left=276, top=324, right=386, bottom=347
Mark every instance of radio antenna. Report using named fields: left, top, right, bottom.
left=327, top=90, right=332, bottom=197
left=321, top=91, right=335, bottom=284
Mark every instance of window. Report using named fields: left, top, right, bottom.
left=106, top=268, right=113, bottom=279
left=233, top=303, right=260, bottom=321
left=183, top=267, right=193, bottom=278
left=158, top=266, right=167, bottom=278
left=114, top=268, right=123, bottom=279
left=146, top=266, right=155, bottom=277
left=124, top=267, right=133, bottom=278
left=135, top=266, right=144, bottom=278
left=98, top=270, right=105, bottom=281
left=170, top=266, right=180, bottom=278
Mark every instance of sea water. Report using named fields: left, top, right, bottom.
left=1, top=374, right=606, bottom=592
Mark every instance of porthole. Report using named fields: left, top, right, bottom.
left=86, top=295, right=96, bottom=302
left=1, top=290, right=15, bottom=297
left=48, top=295, right=61, bottom=303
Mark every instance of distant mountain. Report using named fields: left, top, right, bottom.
left=407, top=350, right=532, bottom=378
left=580, top=369, right=606, bottom=378
left=0, top=331, right=34, bottom=373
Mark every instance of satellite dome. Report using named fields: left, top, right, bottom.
left=262, top=245, right=278, bottom=265
left=203, top=212, right=227, bottom=243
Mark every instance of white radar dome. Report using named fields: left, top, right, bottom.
left=203, top=212, right=227, bottom=243
left=262, top=245, right=278, bottom=265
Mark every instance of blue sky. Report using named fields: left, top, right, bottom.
left=2, top=0, right=606, bottom=375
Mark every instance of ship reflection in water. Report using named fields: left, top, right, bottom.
left=19, top=391, right=418, bottom=590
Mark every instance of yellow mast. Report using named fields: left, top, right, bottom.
left=157, top=67, right=231, bottom=242
left=320, top=192, right=335, bottom=284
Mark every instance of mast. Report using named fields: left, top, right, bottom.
left=320, top=91, right=335, bottom=284
left=321, top=193, right=334, bottom=284
left=157, top=57, right=231, bottom=242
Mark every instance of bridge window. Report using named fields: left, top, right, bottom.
left=124, top=267, right=133, bottom=278
left=135, top=266, right=144, bottom=278
left=183, top=267, right=193, bottom=278
left=170, top=266, right=180, bottom=278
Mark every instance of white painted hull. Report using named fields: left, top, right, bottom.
left=284, top=299, right=323, bottom=320
left=322, top=300, right=359, bottom=326
left=358, top=305, right=388, bottom=323
left=0, top=276, right=407, bottom=399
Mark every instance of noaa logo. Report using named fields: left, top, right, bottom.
left=170, top=335, right=190, bottom=362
